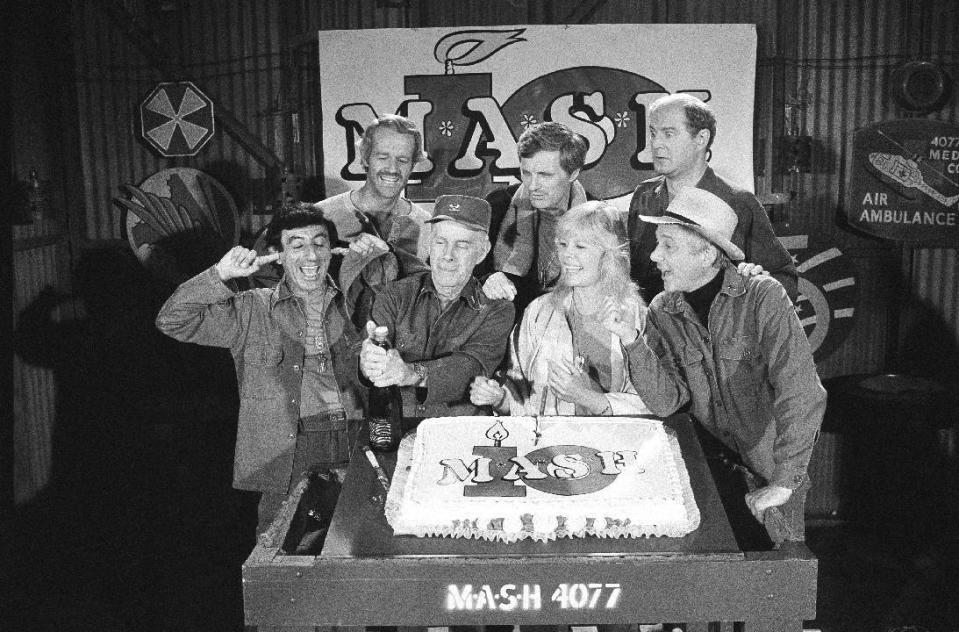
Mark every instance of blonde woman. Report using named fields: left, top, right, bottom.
left=470, top=201, right=650, bottom=416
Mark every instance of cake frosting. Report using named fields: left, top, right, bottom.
left=385, top=416, right=700, bottom=542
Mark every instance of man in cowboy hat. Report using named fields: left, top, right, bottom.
left=602, top=187, right=825, bottom=547
left=360, top=194, right=514, bottom=417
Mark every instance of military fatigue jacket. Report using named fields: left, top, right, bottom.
left=625, top=262, right=825, bottom=489
left=371, top=272, right=514, bottom=417
left=156, top=266, right=364, bottom=493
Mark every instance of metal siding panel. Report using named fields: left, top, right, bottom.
left=103, top=16, right=126, bottom=239
left=416, top=0, right=531, bottom=27
left=912, top=248, right=959, bottom=351
left=13, top=243, right=70, bottom=503
left=776, top=1, right=955, bottom=377
left=74, top=1, right=97, bottom=240
left=90, top=7, right=112, bottom=239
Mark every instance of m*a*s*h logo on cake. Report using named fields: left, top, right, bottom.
left=435, top=421, right=642, bottom=498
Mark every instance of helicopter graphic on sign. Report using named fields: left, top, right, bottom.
left=868, top=152, right=959, bottom=207
left=849, top=119, right=959, bottom=246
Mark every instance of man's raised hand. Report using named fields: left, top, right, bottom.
left=215, top=246, right=280, bottom=281
left=599, top=296, right=642, bottom=344
left=349, top=233, right=390, bottom=258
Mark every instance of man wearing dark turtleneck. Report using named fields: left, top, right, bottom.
left=682, top=266, right=725, bottom=329
left=610, top=187, right=825, bottom=548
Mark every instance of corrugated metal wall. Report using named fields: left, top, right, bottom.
left=13, top=237, right=73, bottom=503
left=787, top=0, right=959, bottom=378
left=912, top=1, right=959, bottom=362
left=14, top=0, right=959, bottom=503
left=72, top=0, right=288, bottom=242
left=12, top=0, right=81, bottom=504
left=783, top=0, right=909, bottom=378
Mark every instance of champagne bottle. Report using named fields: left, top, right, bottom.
left=367, top=326, right=403, bottom=452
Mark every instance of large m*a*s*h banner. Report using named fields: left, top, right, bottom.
left=317, top=24, right=757, bottom=209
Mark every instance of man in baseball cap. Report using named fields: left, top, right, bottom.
left=359, top=194, right=514, bottom=417
left=426, top=193, right=492, bottom=233
left=604, top=185, right=825, bottom=549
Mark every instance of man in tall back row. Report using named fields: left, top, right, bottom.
left=628, top=93, right=798, bottom=303
left=312, top=114, right=431, bottom=275
left=482, top=121, right=592, bottom=314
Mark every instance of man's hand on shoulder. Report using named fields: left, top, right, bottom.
left=482, top=271, right=517, bottom=301
left=744, top=484, right=793, bottom=522
left=737, top=261, right=770, bottom=278
left=215, top=246, right=280, bottom=281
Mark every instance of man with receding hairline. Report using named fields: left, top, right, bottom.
left=627, top=93, right=797, bottom=303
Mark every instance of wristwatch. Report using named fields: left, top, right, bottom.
left=412, top=361, right=428, bottom=386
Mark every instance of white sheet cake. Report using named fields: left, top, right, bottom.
left=384, top=416, right=700, bottom=542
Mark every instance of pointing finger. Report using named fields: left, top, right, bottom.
left=255, top=252, right=280, bottom=266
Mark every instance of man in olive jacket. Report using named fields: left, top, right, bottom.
left=157, top=206, right=371, bottom=534
left=360, top=195, right=515, bottom=417
left=606, top=188, right=825, bottom=546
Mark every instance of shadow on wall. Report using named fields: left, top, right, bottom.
left=890, top=294, right=959, bottom=390
left=826, top=283, right=959, bottom=526
left=13, top=244, right=254, bottom=632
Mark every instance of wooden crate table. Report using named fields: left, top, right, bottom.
left=243, top=416, right=817, bottom=631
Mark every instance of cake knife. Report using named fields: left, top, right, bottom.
left=363, top=445, right=391, bottom=492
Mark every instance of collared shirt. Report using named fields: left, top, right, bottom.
left=627, top=166, right=798, bottom=302
left=624, top=262, right=826, bottom=490
left=504, top=292, right=650, bottom=416
left=156, top=266, right=364, bottom=493
left=316, top=190, right=431, bottom=278
left=371, top=271, right=515, bottom=417
left=301, top=290, right=342, bottom=417
left=490, top=180, right=590, bottom=308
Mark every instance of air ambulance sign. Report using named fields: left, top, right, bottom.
left=848, top=119, right=959, bottom=246
left=318, top=24, right=756, bottom=205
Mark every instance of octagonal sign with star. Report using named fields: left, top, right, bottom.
left=140, top=81, right=215, bottom=157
